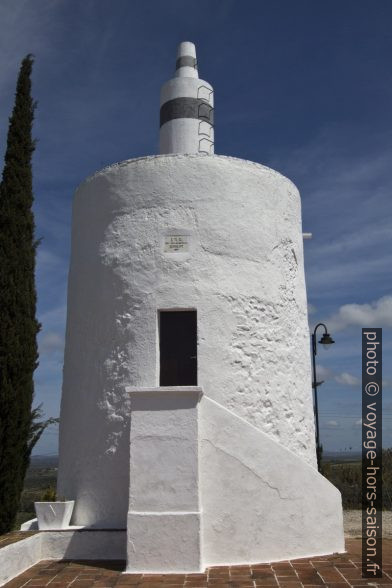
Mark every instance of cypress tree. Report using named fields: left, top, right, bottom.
left=0, top=55, right=40, bottom=534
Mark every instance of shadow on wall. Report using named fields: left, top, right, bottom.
left=55, top=529, right=127, bottom=562
left=63, top=414, right=131, bottom=530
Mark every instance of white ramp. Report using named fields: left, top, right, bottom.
left=200, top=396, right=345, bottom=567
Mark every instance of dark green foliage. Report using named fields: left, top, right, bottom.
left=40, top=486, right=57, bottom=502
left=28, top=405, right=59, bottom=457
left=316, top=443, right=323, bottom=471
left=322, top=448, right=392, bottom=510
left=322, top=461, right=362, bottom=509
left=0, top=55, right=40, bottom=534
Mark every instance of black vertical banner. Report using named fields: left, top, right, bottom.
left=362, top=328, right=382, bottom=578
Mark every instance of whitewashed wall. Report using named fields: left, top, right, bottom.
left=58, top=153, right=316, bottom=528
left=200, top=396, right=344, bottom=566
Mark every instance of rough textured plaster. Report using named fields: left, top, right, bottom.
left=41, top=530, right=126, bottom=560
left=199, top=396, right=345, bottom=567
left=58, top=154, right=316, bottom=528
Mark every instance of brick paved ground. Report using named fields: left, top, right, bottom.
left=2, top=539, right=392, bottom=588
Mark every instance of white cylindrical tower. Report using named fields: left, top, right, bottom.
left=159, top=41, right=214, bottom=155
left=57, top=43, right=322, bottom=534
left=58, top=150, right=316, bottom=527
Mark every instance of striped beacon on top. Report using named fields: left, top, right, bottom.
left=159, top=41, right=214, bottom=155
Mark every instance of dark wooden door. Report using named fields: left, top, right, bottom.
left=159, top=311, right=197, bottom=386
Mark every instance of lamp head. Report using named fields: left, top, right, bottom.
left=319, top=332, right=335, bottom=350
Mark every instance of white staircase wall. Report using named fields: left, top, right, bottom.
left=126, top=387, right=203, bottom=573
left=200, top=396, right=345, bottom=567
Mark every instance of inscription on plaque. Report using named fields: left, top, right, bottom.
left=164, top=234, right=189, bottom=253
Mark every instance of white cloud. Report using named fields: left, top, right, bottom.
left=325, top=420, right=338, bottom=427
left=0, top=0, right=61, bottom=102
left=39, top=332, right=64, bottom=353
left=325, top=295, right=392, bottom=332
left=39, top=304, right=66, bottom=330
left=307, top=223, right=392, bottom=260
left=335, top=372, right=360, bottom=387
left=308, top=303, right=316, bottom=315
left=315, top=364, right=333, bottom=381
left=37, top=248, right=63, bottom=271
left=307, top=255, right=392, bottom=290
left=354, top=419, right=362, bottom=427
left=275, top=124, right=392, bottom=304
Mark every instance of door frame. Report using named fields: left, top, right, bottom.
left=157, top=308, right=198, bottom=386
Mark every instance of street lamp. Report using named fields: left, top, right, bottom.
left=312, top=323, right=335, bottom=471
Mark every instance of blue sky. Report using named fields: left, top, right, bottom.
left=0, top=0, right=391, bottom=456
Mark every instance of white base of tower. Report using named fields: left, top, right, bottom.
left=125, top=387, right=344, bottom=573
left=200, top=396, right=345, bottom=566
left=126, top=387, right=202, bottom=573
left=127, top=512, right=202, bottom=573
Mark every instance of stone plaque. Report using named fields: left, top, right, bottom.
left=164, top=234, right=189, bottom=253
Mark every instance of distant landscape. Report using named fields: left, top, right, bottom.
left=323, top=449, right=392, bottom=510
left=16, top=450, right=391, bottom=530
left=16, top=455, right=58, bottom=528
left=323, top=451, right=362, bottom=462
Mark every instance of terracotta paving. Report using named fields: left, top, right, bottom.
left=2, top=539, right=392, bottom=587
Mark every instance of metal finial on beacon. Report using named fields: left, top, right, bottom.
left=159, top=41, right=214, bottom=155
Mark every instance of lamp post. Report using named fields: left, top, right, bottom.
left=312, top=323, right=335, bottom=471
